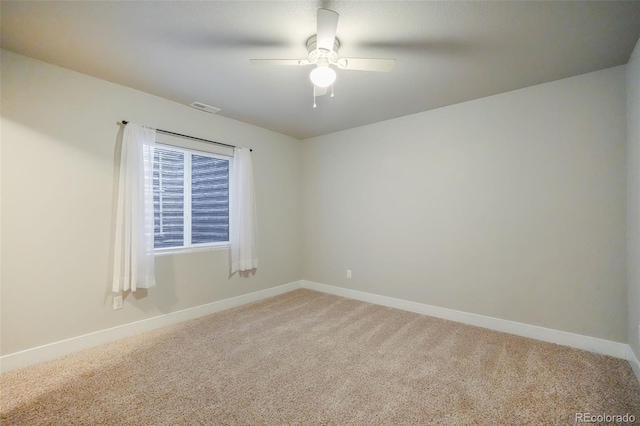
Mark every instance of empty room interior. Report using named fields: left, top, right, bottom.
left=2, top=1, right=640, bottom=424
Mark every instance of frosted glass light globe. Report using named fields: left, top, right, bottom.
left=310, top=66, right=336, bottom=88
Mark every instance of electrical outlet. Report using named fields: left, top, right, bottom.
left=346, top=269, right=352, bottom=279
left=113, top=295, right=123, bottom=310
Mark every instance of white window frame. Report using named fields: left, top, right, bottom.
left=153, top=143, right=231, bottom=256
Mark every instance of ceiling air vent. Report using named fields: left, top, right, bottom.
left=190, top=102, right=221, bottom=114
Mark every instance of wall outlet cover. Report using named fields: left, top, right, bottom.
left=113, top=296, right=124, bottom=310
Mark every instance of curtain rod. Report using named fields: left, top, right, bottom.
left=121, top=120, right=251, bottom=152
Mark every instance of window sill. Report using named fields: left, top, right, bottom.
left=155, top=243, right=229, bottom=257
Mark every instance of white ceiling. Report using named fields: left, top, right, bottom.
left=2, top=1, right=640, bottom=139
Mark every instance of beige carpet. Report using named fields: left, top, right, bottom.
left=1, top=289, right=639, bottom=425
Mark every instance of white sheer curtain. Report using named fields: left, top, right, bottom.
left=112, top=123, right=157, bottom=293
left=229, top=147, right=258, bottom=273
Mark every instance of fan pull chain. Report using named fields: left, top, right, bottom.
left=330, top=85, right=335, bottom=98
left=313, top=85, right=317, bottom=108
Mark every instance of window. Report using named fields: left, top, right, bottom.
left=153, top=144, right=230, bottom=252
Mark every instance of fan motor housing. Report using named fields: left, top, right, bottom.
left=306, top=35, right=340, bottom=63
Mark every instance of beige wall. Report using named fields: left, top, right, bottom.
left=1, top=47, right=632, bottom=356
left=302, top=66, right=628, bottom=342
left=628, top=38, right=640, bottom=357
left=0, top=50, right=303, bottom=355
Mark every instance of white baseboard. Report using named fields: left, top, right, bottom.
left=0, top=281, right=302, bottom=373
left=627, top=345, right=640, bottom=383
left=301, top=280, right=629, bottom=360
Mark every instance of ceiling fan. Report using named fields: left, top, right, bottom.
left=250, top=8, right=396, bottom=107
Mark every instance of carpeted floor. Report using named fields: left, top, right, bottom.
left=1, top=289, right=639, bottom=425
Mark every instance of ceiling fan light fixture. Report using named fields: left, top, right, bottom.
left=249, top=8, right=395, bottom=107
left=310, top=66, right=336, bottom=88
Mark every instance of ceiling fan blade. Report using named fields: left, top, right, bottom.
left=250, top=59, right=311, bottom=66
left=337, top=58, right=396, bottom=72
left=317, top=8, right=339, bottom=52
left=314, top=85, right=328, bottom=97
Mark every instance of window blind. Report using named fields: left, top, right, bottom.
left=153, top=146, right=229, bottom=249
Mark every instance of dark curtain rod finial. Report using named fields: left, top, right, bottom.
left=120, top=120, right=252, bottom=152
